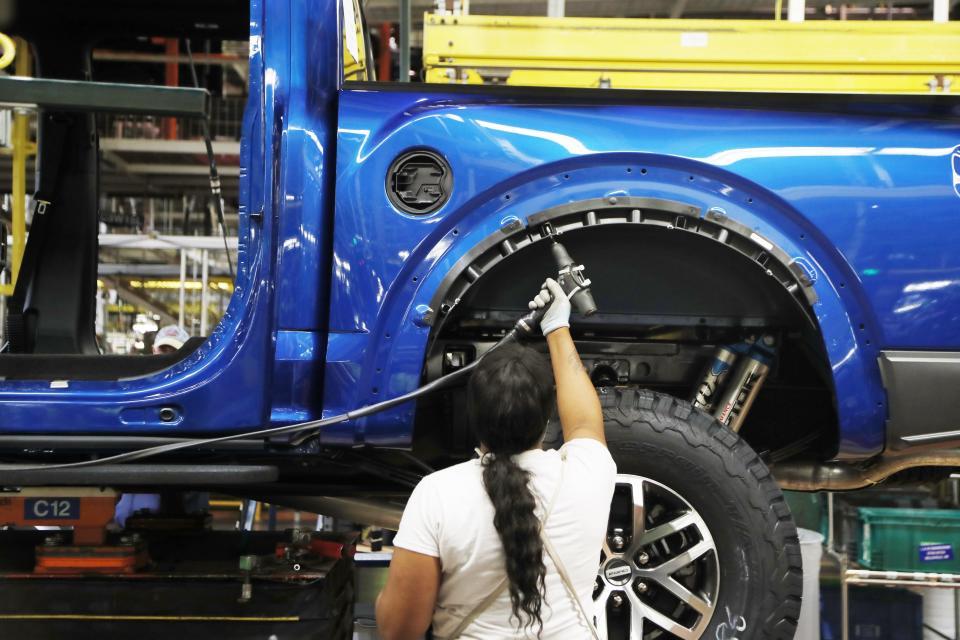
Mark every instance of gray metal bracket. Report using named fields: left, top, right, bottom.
left=0, top=76, right=209, bottom=117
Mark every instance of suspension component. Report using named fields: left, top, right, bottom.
left=713, top=334, right=776, bottom=431
left=691, top=345, right=739, bottom=412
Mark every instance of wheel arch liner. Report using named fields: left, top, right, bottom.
left=413, top=196, right=884, bottom=459
left=427, top=196, right=818, bottom=335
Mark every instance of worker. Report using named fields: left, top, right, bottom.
left=152, top=324, right=191, bottom=354
left=376, top=278, right=616, bottom=639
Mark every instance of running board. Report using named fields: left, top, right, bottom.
left=0, top=435, right=265, bottom=451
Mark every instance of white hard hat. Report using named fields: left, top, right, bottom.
left=154, top=325, right=191, bottom=351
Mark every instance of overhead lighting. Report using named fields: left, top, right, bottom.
left=127, top=279, right=234, bottom=291
left=106, top=304, right=137, bottom=313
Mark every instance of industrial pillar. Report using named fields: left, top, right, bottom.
left=178, top=249, right=187, bottom=329
left=200, top=249, right=209, bottom=336
left=378, top=22, right=393, bottom=81
left=163, top=39, right=179, bottom=139
left=788, top=0, right=805, bottom=21
left=399, top=0, right=411, bottom=82
left=933, top=0, right=949, bottom=22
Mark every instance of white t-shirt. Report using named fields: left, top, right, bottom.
left=393, top=438, right=617, bottom=639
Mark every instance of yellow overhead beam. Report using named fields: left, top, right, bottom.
left=424, top=15, right=960, bottom=93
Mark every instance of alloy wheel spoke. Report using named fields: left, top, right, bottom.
left=651, top=539, right=713, bottom=578
left=635, top=511, right=698, bottom=549
left=628, top=478, right=646, bottom=544
left=629, top=596, right=646, bottom=639
left=660, top=576, right=714, bottom=617
left=628, top=591, right=699, bottom=640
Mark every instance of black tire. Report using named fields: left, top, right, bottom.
left=544, top=387, right=802, bottom=640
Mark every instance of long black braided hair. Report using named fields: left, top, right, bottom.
left=467, top=342, right=556, bottom=634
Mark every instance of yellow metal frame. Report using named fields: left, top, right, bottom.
left=1, top=38, right=34, bottom=298
left=209, top=498, right=264, bottom=521
left=0, top=33, right=15, bottom=71
left=424, top=15, right=960, bottom=93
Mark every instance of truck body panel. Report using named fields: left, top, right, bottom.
left=0, top=5, right=275, bottom=434
left=327, top=85, right=960, bottom=457
left=1, top=0, right=959, bottom=465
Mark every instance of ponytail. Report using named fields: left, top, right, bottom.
left=467, top=342, right=555, bottom=633
left=481, top=453, right=546, bottom=632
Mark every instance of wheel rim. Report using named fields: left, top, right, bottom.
left=593, top=474, right=720, bottom=639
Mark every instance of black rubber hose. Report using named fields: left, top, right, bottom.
left=185, top=38, right=235, bottom=282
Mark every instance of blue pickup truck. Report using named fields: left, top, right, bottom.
left=3, top=0, right=960, bottom=637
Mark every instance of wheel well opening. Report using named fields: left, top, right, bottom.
left=415, top=200, right=837, bottom=466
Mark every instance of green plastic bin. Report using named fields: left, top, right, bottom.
left=859, top=507, right=960, bottom=573
left=783, top=491, right=823, bottom=532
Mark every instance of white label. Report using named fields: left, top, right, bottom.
left=681, top=32, right=709, bottom=48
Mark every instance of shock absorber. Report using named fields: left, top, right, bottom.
left=690, top=344, right=740, bottom=413
left=711, top=334, right=777, bottom=432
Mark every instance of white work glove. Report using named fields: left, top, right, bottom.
left=528, top=278, right=570, bottom=336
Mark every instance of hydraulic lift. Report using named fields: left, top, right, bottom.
left=0, top=482, right=356, bottom=639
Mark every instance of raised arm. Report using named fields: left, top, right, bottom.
left=530, top=278, right=606, bottom=445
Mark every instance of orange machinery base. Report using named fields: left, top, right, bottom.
left=0, top=488, right=148, bottom=573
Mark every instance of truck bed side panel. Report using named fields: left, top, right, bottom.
left=326, top=86, right=960, bottom=456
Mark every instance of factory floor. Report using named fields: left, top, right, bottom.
left=217, top=501, right=960, bottom=640
left=352, top=550, right=960, bottom=640
left=209, top=500, right=388, bottom=639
